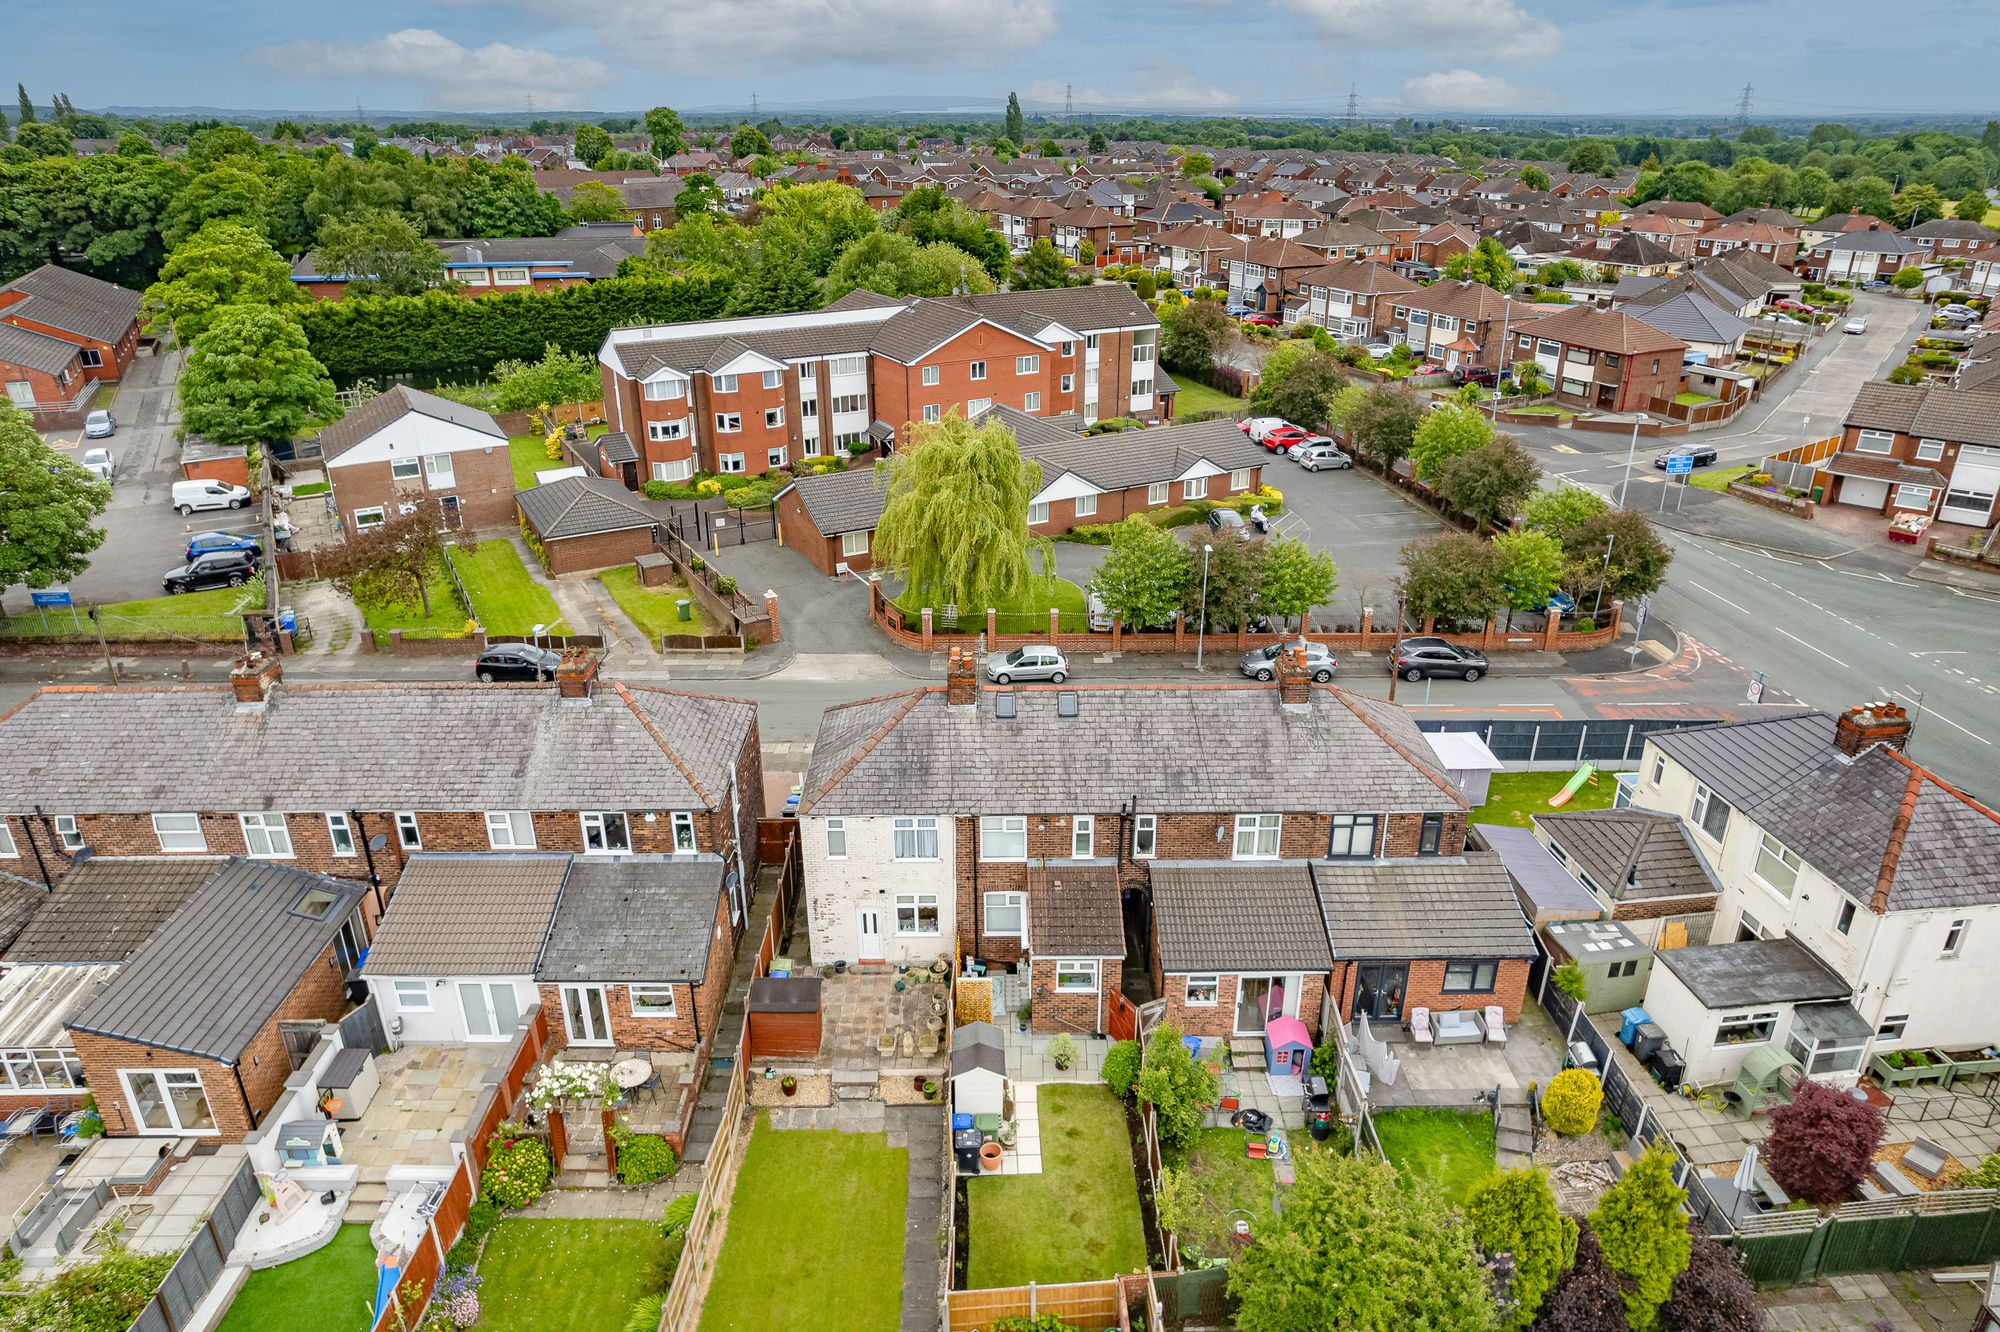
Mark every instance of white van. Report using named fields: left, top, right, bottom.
left=171, top=479, right=252, bottom=515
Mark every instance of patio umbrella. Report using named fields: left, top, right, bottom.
left=1732, top=1144, right=1759, bottom=1193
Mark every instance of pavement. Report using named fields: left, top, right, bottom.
left=1762, top=1271, right=1985, bottom=1331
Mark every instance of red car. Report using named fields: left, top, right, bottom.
left=1774, top=299, right=1817, bottom=315
left=1240, top=313, right=1280, bottom=327
left=1261, top=427, right=1307, bottom=452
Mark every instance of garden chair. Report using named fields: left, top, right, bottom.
left=1480, top=1006, right=1508, bottom=1044
left=1903, top=1136, right=1949, bottom=1179
left=1408, top=1007, right=1434, bottom=1046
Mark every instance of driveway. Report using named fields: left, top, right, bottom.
left=705, top=539, right=880, bottom=655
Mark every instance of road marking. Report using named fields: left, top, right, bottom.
left=1911, top=650, right=1968, bottom=657
left=1891, top=691, right=1993, bottom=746
left=1550, top=444, right=1581, bottom=455
left=1688, top=581, right=1750, bottom=613
left=1775, top=627, right=1849, bottom=668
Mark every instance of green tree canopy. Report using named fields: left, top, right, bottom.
left=1399, top=531, right=1504, bottom=626
left=1956, top=187, right=1994, bottom=226
left=566, top=180, right=630, bottom=223
left=1229, top=1150, right=1499, bottom=1332
left=870, top=411, right=1044, bottom=611
left=0, top=403, right=109, bottom=589
left=1562, top=508, right=1673, bottom=606
left=313, top=208, right=449, bottom=298
left=1347, top=385, right=1424, bottom=468
left=1258, top=535, right=1338, bottom=626
left=755, top=180, right=878, bottom=277
left=824, top=230, right=994, bottom=300
left=1013, top=237, right=1071, bottom=290
left=14, top=122, right=73, bottom=159
left=1521, top=165, right=1551, bottom=191
left=1894, top=182, right=1946, bottom=227
left=1409, top=401, right=1495, bottom=482
left=1088, top=130, right=1107, bottom=154
left=1466, top=1168, right=1577, bottom=1329
left=1436, top=436, right=1541, bottom=529
left=1003, top=93, right=1026, bottom=150
left=1088, top=516, right=1190, bottom=630
left=1184, top=527, right=1265, bottom=631
left=1181, top=150, right=1214, bottom=177
left=730, top=123, right=773, bottom=161
left=1589, top=1147, right=1691, bottom=1332
left=1565, top=140, right=1613, bottom=175
left=1137, top=1024, right=1220, bottom=1157
left=1160, top=298, right=1233, bottom=375
left=1252, top=345, right=1349, bottom=431
left=1442, top=236, right=1518, bottom=292
left=492, top=343, right=604, bottom=413
left=178, top=304, right=336, bottom=450
left=142, top=220, right=304, bottom=344
left=627, top=211, right=755, bottom=282
left=1520, top=484, right=1609, bottom=539
left=644, top=106, right=686, bottom=159
left=890, top=185, right=1010, bottom=280
left=572, top=123, right=614, bottom=169
left=673, top=172, right=724, bottom=217
left=1494, top=528, right=1567, bottom=627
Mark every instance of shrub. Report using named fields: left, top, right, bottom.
left=1541, top=1068, right=1603, bottom=1136
left=1138, top=1023, right=1220, bottom=1158
left=1963, top=1152, right=2000, bottom=1188
left=1888, top=364, right=1926, bottom=385
left=661, top=1191, right=698, bottom=1236
left=642, top=480, right=698, bottom=501
left=480, top=1133, right=553, bottom=1208
left=1575, top=616, right=1596, bottom=632
left=623, top=1294, right=668, bottom=1332
left=1049, top=1033, right=1079, bottom=1069
left=613, top=1128, right=679, bottom=1186
left=715, top=575, right=738, bottom=596
left=993, top=1316, right=1080, bottom=1332
left=1552, top=961, right=1588, bottom=1004
left=462, top=1198, right=501, bottom=1246
left=1102, top=1040, right=1142, bottom=1100
left=1056, top=520, right=1120, bottom=545
left=641, top=1232, right=685, bottom=1294
left=1467, top=1169, right=1578, bottom=1329
left=723, top=480, right=775, bottom=510
left=1660, top=1223, right=1760, bottom=1332
left=1763, top=1078, right=1884, bottom=1203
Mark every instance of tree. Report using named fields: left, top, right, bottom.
left=14, top=84, right=32, bottom=124
left=1762, top=1078, right=1885, bottom=1204
left=1589, top=1147, right=1691, bottom=1332
left=1088, top=130, right=1107, bottom=154
left=729, top=123, right=773, bottom=161
left=1521, top=165, right=1551, bottom=192
left=566, top=180, right=629, bottom=223
left=1183, top=527, right=1265, bottom=631
left=1891, top=263, right=1927, bottom=290
left=870, top=411, right=1043, bottom=612
left=1537, top=258, right=1588, bottom=287
left=1521, top=484, right=1608, bottom=540
left=1159, top=298, right=1233, bottom=375
left=1443, top=236, right=1519, bottom=292
left=1258, top=535, right=1338, bottom=627
left=1229, top=1150, right=1499, bottom=1332
left=825, top=231, right=995, bottom=299
left=674, top=172, right=724, bottom=217
left=1013, top=237, right=1070, bottom=290
left=893, top=185, right=1010, bottom=280
left=1437, top=437, right=1541, bottom=530
left=1495, top=528, right=1566, bottom=627
left=628, top=212, right=756, bottom=281
left=1659, top=1225, right=1763, bottom=1332
left=0, top=403, right=109, bottom=589
left=178, top=304, right=336, bottom=456
left=726, top=248, right=821, bottom=316
left=1181, top=150, right=1214, bottom=178
left=1347, top=385, right=1424, bottom=468
left=492, top=343, right=604, bottom=413
left=1957, top=187, right=1993, bottom=226
left=1324, top=382, right=1368, bottom=437
left=644, top=106, right=686, bottom=160
left=1399, top=532, right=1503, bottom=626
left=1137, top=1024, right=1220, bottom=1158
left=318, top=495, right=462, bottom=619
left=1894, top=182, right=1946, bottom=228
left=1003, top=93, right=1026, bottom=151
left=1409, top=401, right=1495, bottom=483
left=1533, top=1224, right=1627, bottom=1332
left=1467, top=1169, right=1578, bottom=1329
left=1253, top=346, right=1348, bottom=431
left=1566, top=141, right=1613, bottom=176
left=115, top=130, right=157, bottom=158
left=14, top=122, right=72, bottom=158
left=756, top=181, right=878, bottom=277
left=314, top=209, right=449, bottom=298
left=1088, top=517, right=1190, bottom=630
left=1562, top=508, right=1672, bottom=606
left=1849, top=174, right=1896, bottom=220
left=142, top=220, right=305, bottom=345
left=572, top=123, right=614, bottom=169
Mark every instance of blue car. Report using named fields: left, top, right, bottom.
left=1545, top=591, right=1576, bottom=618
left=184, top=531, right=264, bottom=563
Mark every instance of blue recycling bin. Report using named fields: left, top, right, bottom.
left=952, top=1113, right=974, bottom=1131
left=277, top=608, right=297, bottom=634
left=1620, top=1006, right=1652, bottom=1048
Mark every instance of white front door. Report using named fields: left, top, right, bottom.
left=459, top=982, right=522, bottom=1041
left=560, top=984, right=612, bottom=1046
left=858, top=908, right=884, bottom=963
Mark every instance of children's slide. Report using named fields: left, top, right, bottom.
left=1547, top=763, right=1598, bottom=807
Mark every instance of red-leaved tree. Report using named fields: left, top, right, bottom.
left=1531, top=1224, right=1625, bottom=1332
left=1661, top=1223, right=1764, bottom=1332
left=1763, top=1078, right=1885, bottom=1204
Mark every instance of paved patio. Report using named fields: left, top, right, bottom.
left=819, top=969, right=952, bottom=1072
left=990, top=972, right=1113, bottom=1084
left=343, top=1043, right=507, bottom=1178
left=1761, top=1271, right=1986, bottom=1331
left=1367, top=1002, right=1568, bottom=1108
left=62, top=1140, right=252, bottom=1256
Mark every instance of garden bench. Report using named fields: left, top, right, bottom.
left=1871, top=1162, right=1920, bottom=1197
left=1902, top=1136, right=1949, bottom=1179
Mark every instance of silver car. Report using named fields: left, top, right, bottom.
left=1240, top=641, right=1336, bottom=683
left=985, top=645, right=1069, bottom=684
left=83, top=410, right=115, bottom=439
left=79, top=447, right=114, bottom=482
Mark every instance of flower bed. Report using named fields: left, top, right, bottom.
left=1870, top=1049, right=1953, bottom=1087
left=1727, top=480, right=1815, bottom=520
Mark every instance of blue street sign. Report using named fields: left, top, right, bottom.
left=29, top=589, right=72, bottom=609
left=1665, top=455, right=1694, bottom=476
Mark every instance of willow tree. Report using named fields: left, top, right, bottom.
left=871, top=411, right=1044, bottom=614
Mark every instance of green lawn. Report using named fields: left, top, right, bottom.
left=217, top=1224, right=378, bottom=1332
left=1672, top=392, right=1718, bottom=407
left=355, top=557, right=467, bottom=639
left=509, top=426, right=607, bottom=492
left=479, top=1219, right=665, bottom=1332
left=0, top=577, right=264, bottom=643
left=1373, top=1108, right=1497, bottom=1205
left=969, top=1084, right=1149, bottom=1288
left=599, top=565, right=722, bottom=642
left=1174, top=1128, right=1280, bottom=1261
left=1507, top=404, right=1573, bottom=420
left=290, top=480, right=330, bottom=497
left=1469, top=769, right=1616, bottom=829
left=449, top=541, right=566, bottom=634
left=1691, top=463, right=1754, bottom=494
left=700, top=1117, right=906, bottom=1332
left=1172, top=379, right=1248, bottom=417
left=896, top=576, right=1089, bottom=634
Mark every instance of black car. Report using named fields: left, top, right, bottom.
left=475, top=644, right=563, bottom=682
left=162, top=550, right=258, bottom=594
left=1652, top=444, right=1718, bottom=470
left=1387, top=636, right=1488, bottom=682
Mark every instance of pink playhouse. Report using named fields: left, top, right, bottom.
left=1263, top=1015, right=1312, bottom=1077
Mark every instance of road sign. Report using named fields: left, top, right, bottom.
left=1746, top=670, right=1769, bottom=704
left=29, top=589, right=72, bottom=609
left=1631, top=594, right=1649, bottom=638
left=1664, top=455, right=1695, bottom=476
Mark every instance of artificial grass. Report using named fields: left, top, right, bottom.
left=1468, top=770, right=1616, bottom=829
left=1690, top=464, right=1755, bottom=494
left=598, top=565, right=721, bottom=642
left=968, top=1084, right=1149, bottom=1288
left=896, top=576, right=1090, bottom=634
left=478, top=1219, right=665, bottom=1332
left=1171, top=379, right=1248, bottom=417
left=0, top=577, right=265, bottom=642
left=217, top=1224, right=378, bottom=1332
left=449, top=541, right=566, bottom=634
left=1372, top=1108, right=1498, bottom=1205
left=290, top=481, right=330, bottom=497
left=1672, top=392, right=1718, bottom=407
left=1174, top=1127, right=1280, bottom=1260
left=699, top=1117, right=906, bottom=1332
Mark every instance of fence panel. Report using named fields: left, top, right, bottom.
left=947, top=1280, right=1124, bottom=1330
left=1416, top=717, right=1716, bottom=768
left=1732, top=1227, right=1823, bottom=1286
left=1151, top=1267, right=1234, bottom=1328
left=341, top=996, right=389, bottom=1054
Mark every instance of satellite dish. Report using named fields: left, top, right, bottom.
left=368, top=834, right=388, bottom=852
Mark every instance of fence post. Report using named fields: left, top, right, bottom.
left=987, top=608, right=997, bottom=641
left=921, top=607, right=934, bottom=650
left=1049, top=607, right=1059, bottom=640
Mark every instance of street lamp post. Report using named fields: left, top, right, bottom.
left=1196, top=543, right=1213, bottom=670
left=1617, top=412, right=1648, bottom=507
left=1492, top=294, right=1513, bottom=419
left=1591, top=532, right=1616, bottom=622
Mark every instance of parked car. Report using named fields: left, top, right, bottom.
left=184, top=531, right=264, bottom=562
left=1653, top=443, right=1719, bottom=469
left=1362, top=341, right=1396, bottom=359
left=1260, top=426, right=1308, bottom=452
left=1938, top=305, right=1980, bottom=324
left=474, top=643, right=562, bottom=683
left=171, top=479, right=252, bottom=515
left=1387, top=637, right=1488, bottom=682
left=83, top=410, right=115, bottom=439
left=162, top=549, right=258, bottom=594
left=79, top=447, right=114, bottom=482
left=1207, top=509, right=1254, bottom=538
left=1239, top=417, right=1295, bottom=443
left=1453, top=366, right=1499, bottom=388
left=1844, top=316, right=1868, bottom=334
left=1294, top=442, right=1352, bottom=471
left=1761, top=312, right=1806, bottom=328
left=986, top=645, right=1069, bottom=684
left=1240, top=641, right=1337, bottom=683
left=1774, top=299, right=1817, bottom=315
left=1283, top=433, right=1335, bottom=459
left=1240, top=313, right=1280, bottom=328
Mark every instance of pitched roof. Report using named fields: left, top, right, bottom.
left=1150, top=864, right=1334, bottom=972
left=1312, top=853, right=1537, bottom=960
left=1293, top=258, right=1420, bottom=298
left=363, top=853, right=570, bottom=975
left=67, top=859, right=366, bottom=1061
left=314, top=385, right=504, bottom=462
left=983, top=406, right=1266, bottom=496
left=0, top=264, right=145, bottom=343
left=535, top=855, right=726, bottom=984
left=1825, top=453, right=1947, bottom=487
left=778, top=466, right=886, bottom=536
left=1626, top=289, right=1752, bottom=346
left=0, top=322, right=83, bottom=375
left=518, top=474, right=662, bottom=539
left=5, top=858, right=219, bottom=965
left=1029, top=866, right=1126, bottom=959
left=1533, top=809, right=1721, bottom=902
left=597, top=430, right=638, bottom=464
left=1843, top=380, right=1929, bottom=435
left=1514, top=304, right=1687, bottom=356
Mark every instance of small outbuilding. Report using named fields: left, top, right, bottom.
left=950, top=1021, right=1007, bottom=1118
left=745, top=976, right=823, bottom=1061
left=1544, top=917, right=1653, bottom=1014
left=1263, top=1015, right=1312, bottom=1078
left=1422, top=730, right=1505, bottom=805
left=516, top=474, right=666, bottom=575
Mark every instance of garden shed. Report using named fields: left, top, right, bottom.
left=746, top=976, right=822, bottom=1061
left=950, top=1021, right=1007, bottom=1118
left=1422, top=730, right=1505, bottom=805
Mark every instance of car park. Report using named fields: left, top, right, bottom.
left=1387, top=637, right=1488, bottom=682
left=171, top=479, right=252, bottom=515
left=1653, top=443, right=1718, bottom=469
left=83, top=410, right=116, bottom=439
left=1844, top=316, right=1868, bottom=334
left=986, top=645, right=1069, bottom=684
left=474, top=643, right=562, bottom=682
left=1240, top=641, right=1336, bottom=682
left=79, top=447, right=114, bottom=482
left=1293, top=442, right=1351, bottom=471
left=1209, top=507, right=1270, bottom=536
left=184, top=531, right=264, bottom=562
left=161, top=549, right=257, bottom=594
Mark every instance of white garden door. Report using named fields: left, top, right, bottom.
left=560, top=984, right=612, bottom=1046
left=459, top=982, right=521, bottom=1042
left=858, top=908, right=884, bottom=963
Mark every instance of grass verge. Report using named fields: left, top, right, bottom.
left=1172, top=379, right=1248, bottom=417
left=0, top=577, right=264, bottom=642
left=1691, top=464, right=1754, bottom=494
left=968, top=1084, right=1148, bottom=1287
left=598, top=565, right=722, bottom=642
left=896, top=576, right=1089, bottom=634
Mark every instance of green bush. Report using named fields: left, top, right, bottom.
left=1102, top=1040, right=1143, bottom=1101
left=661, top=1191, right=698, bottom=1236
left=614, top=1130, right=680, bottom=1186
left=715, top=575, right=738, bottom=596
left=623, top=1293, right=668, bottom=1332
left=1055, top=520, right=1120, bottom=545
left=642, top=480, right=698, bottom=501
left=641, top=1232, right=685, bottom=1293
left=463, top=1197, right=501, bottom=1246
left=480, top=1133, right=553, bottom=1207
left=723, top=480, right=775, bottom=510
left=2, top=1244, right=176, bottom=1332
left=993, top=1317, right=1080, bottom=1332
left=1542, top=1068, right=1604, bottom=1136
left=1575, top=617, right=1596, bottom=632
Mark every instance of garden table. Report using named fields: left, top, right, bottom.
left=610, top=1058, right=653, bottom=1091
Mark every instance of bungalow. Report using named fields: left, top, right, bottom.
left=0, top=264, right=145, bottom=384
left=516, top=474, right=666, bottom=574
left=0, top=323, right=90, bottom=426
left=316, top=385, right=515, bottom=535
left=773, top=467, right=887, bottom=575
left=291, top=229, right=646, bottom=300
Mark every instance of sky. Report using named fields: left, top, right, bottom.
left=16, top=0, right=2000, bottom=121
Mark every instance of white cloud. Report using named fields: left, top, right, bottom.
left=1022, top=66, right=1240, bottom=112
left=1279, top=0, right=1562, bottom=62
left=247, top=29, right=611, bottom=110
left=499, top=0, right=1057, bottom=68
left=1398, top=68, right=1552, bottom=111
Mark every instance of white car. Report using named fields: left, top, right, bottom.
left=1362, top=341, right=1396, bottom=359
left=1238, top=416, right=1295, bottom=443
left=79, top=447, right=114, bottom=482
left=1284, top=434, right=1336, bottom=459
left=1844, top=316, right=1868, bottom=334
left=1762, top=312, right=1806, bottom=328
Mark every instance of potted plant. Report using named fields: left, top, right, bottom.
left=1017, top=1001, right=1032, bottom=1033
left=780, top=1075, right=797, bottom=1098
left=1049, top=1033, right=1079, bottom=1072
left=996, top=1121, right=1018, bottom=1149
left=922, top=1080, right=939, bottom=1101
left=914, top=1074, right=928, bottom=1091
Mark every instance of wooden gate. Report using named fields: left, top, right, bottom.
left=1107, top=992, right=1138, bottom=1044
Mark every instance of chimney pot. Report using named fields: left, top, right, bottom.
left=1274, top=642, right=1313, bottom=708
left=555, top=649, right=599, bottom=700
left=1834, top=700, right=1912, bottom=756
left=230, top=652, right=282, bottom=706
left=946, top=646, right=979, bottom=708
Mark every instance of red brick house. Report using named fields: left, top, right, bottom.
left=1390, top=280, right=1522, bottom=374
left=1511, top=305, right=1688, bottom=414
left=1286, top=258, right=1419, bottom=340
left=517, top=474, right=668, bottom=574
left=1692, top=222, right=1800, bottom=271
left=0, top=323, right=91, bottom=426
left=1829, top=380, right=2000, bottom=525
left=316, top=385, right=516, bottom=535
left=0, top=264, right=145, bottom=384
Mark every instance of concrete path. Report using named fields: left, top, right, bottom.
left=289, top=581, right=365, bottom=655
left=887, top=1102, right=947, bottom=1332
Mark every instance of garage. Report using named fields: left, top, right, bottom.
left=1836, top=477, right=1889, bottom=509
left=1942, top=446, right=2000, bottom=525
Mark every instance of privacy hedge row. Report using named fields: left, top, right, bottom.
left=298, top=276, right=735, bottom=382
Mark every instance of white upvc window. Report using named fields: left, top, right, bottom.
left=152, top=813, right=207, bottom=853
left=0, top=821, right=15, bottom=857
left=824, top=817, right=847, bottom=860
left=353, top=507, right=386, bottom=530
left=648, top=421, right=688, bottom=442
left=716, top=413, right=743, bottom=433
left=671, top=811, right=697, bottom=853
left=832, top=394, right=868, bottom=414
left=1183, top=477, right=1208, bottom=500
left=1133, top=814, right=1157, bottom=859
left=766, top=407, right=785, bottom=428
left=326, top=813, right=356, bottom=857
left=653, top=458, right=694, bottom=482
left=643, top=378, right=686, bottom=401
left=980, top=815, right=1027, bottom=861
left=392, top=980, right=432, bottom=1012
left=893, top=816, right=940, bottom=861
left=1233, top=813, right=1282, bottom=859
left=239, top=812, right=293, bottom=858
left=391, top=456, right=422, bottom=481
left=922, top=366, right=940, bottom=386
left=1229, top=468, right=1250, bottom=491
left=460, top=269, right=490, bottom=287
left=395, top=811, right=422, bottom=849
left=1714, top=1010, right=1780, bottom=1048
left=486, top=810, right=536, bottom=850
left=714, top=373, right=739, bottom=394
left=841, top=531, right=869, bottom=557
left=923, top=404, right=942, bottom=423
left=1071, top=815, right=1095, bottom=858
left=1147, top=482, right=1168, bottom=506
left=631, top=986, right=678, bottom=1017
left=761, top=368, right=783, bottom=390
left=1752, top=832, right=1801, bottom=898
left=1650, top=755, right=1665, bottom=786
left=1061, top=340, right=1075, bottom=357
left=1085, top=333, right=1099, bottom=350
left=123, top=1069, right=215, bottom=1134
left=1055, top=959, right=1098, bottom=992
left=716, top=453, right=747, bottom=474
left=1073, top=492, right=1096, bottom=517
left=1690, top=783, right=1731, bottom=843
left=1023, top=392, right=1041, bottom=413
left=581, top=810, right=631, bottom=854
left=1916, top=438, right=1946, bottom=462
left=985, top=891, right=1026, bottom=937
left=493, top=267, right=529, bottom=285
left=768, top=446, right=788, bottom=468
left=424, top=453, right=455, bottom=488
left=830, top=354, right=866, bottom=377
left=969, top=360, right=987, bottom=381
left=1894, top=484, right=1934, bottom=510
left=1856, top=429, right=1895, bottom=455
left=1015, top=355, right=1039, bottom=375
left=1185, top=974, right=1220, bottom=1006
left=1061, top=374, right=1075, bottom=393
left=1945, top=917, right=1970, bottom=955
left=1028, top=501, right=1050, bottom=525
left=798, top=362, right=817, bottom=383
left=895, top=892, right=941, bottom=936
left=967, top=397, right=992, bottom=416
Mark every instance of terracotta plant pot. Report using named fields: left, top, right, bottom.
left=979, top=1141, right=1004, bottom=1172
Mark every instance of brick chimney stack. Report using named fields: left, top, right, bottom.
left=1834, top=701, right=1912, bottom=756
left=230, top=652, right=282, bottom=706
left=946, top=646, right=978, bottom=708
left=1275, top=643, right=1312, bottom=708
left=555, top=649, right=599, bottom=700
